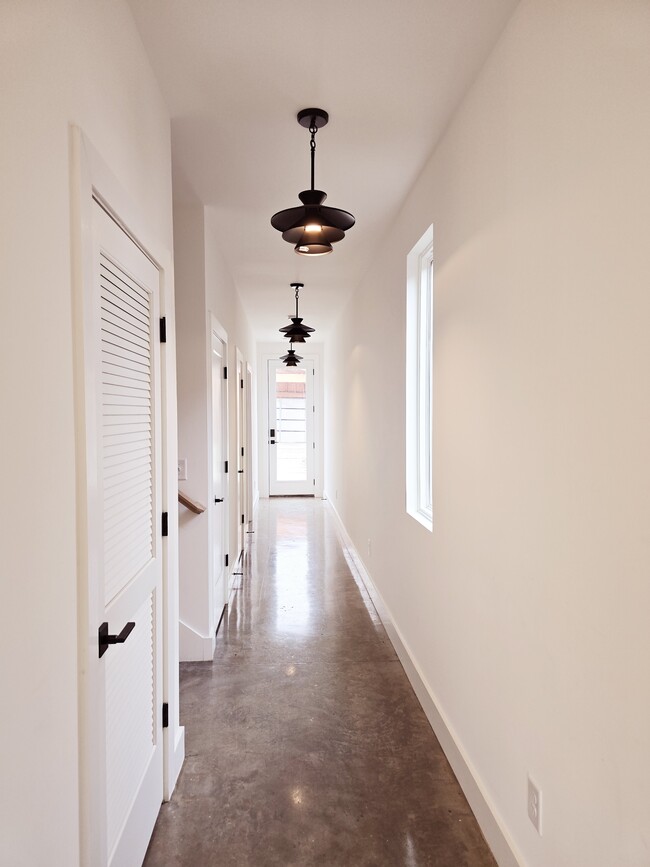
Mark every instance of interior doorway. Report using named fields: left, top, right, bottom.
left=210, top=321, right=228, bottom=628
left=236, top=349, right=247, bottom=559
left=268, top=358, right=316, bottom=496
left=80, top=198, right=164, bottom=867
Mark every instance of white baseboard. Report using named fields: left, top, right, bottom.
left=164, top=723, right=185, bottom=801
left=179, top=619, right=216, bottom=662
left=325, top=499, right=523, bottom=867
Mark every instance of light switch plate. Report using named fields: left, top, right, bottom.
left=177, top=458, right=187, bottom=481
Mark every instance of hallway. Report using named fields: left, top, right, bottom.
left=144, top=498, right=496, bottom=867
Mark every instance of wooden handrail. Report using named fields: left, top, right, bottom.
left=178, top=490, right=206, bottom=514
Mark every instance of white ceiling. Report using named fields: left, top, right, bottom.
left=127, top=0, right=518, bottom=342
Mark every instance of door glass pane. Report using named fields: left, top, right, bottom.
left=275, top=368, right=307, bottom=481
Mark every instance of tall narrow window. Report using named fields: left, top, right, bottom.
left=406, top=225, right=433, bottom=530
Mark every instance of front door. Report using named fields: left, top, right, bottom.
left=86, top=200, right=164, bottom=866
left=268, top=358, right=315, bottom=496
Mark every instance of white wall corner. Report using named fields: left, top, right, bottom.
left=325, top=500, right=524, bottom=867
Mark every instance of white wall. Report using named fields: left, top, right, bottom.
left=325, top=1, right=650, bottom=865
left=174, top=202, right=256, bottom=660
left=0, top=1, right=177, bottom=864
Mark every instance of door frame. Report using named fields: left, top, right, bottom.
left=235, top=347, right=246, bottom=559
left=71, top=127, right=184, bottom=865
left=257, top=345, right=324, bottom=499
left=208, top=314, right=229, bottom=627
left=267, top=357, right=316, bottom=496
left=245, top=361, right=254, bottom=524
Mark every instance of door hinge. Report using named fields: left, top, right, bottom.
left=240, top=378, right=244, bottom=389
left=225, top=553, right=229, bottom=568
left=162, top=512, right=168, bottom=537
left=225, top=460, right=229, bottom=473
left=223, top=366, right=228, bottom=380
left=241, top=514, right=245, bottom=525
left=162, top=702, right=169, bottom=729
left=241, top=446, right=244, bottom=457
left=159, top=317, right=167, bottom=343
left=313, top=479, right=316, bottom=486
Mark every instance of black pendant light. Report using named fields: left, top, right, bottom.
left=271, top=108, right=355, bottom=256
left=279, top=282, right=315, bottom=343
left=280, top=343, right=303, bottom=367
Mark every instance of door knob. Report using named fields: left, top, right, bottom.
left=214, top=498, right=224, bottom=503
left=98, top=621, right=135, bottom=658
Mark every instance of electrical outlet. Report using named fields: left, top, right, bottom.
left=527, top=776, right=542, bottom=835
left=177, top=458, right=187, bottom=481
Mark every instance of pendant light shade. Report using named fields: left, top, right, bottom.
left=271, top=109, right=355, bottom=256
left=280, top=344, right=303, bottom=367
left=279, top=282, right=315, bottom=343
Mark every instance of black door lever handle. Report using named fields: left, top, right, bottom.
left=98, top=621, right=135, bottom=658
left=238, top=469, right=244, bottom=473
left=215, top=498, right=224, bottom=503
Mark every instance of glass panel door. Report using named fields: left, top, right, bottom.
left=268, top=359, right=315, bottom=495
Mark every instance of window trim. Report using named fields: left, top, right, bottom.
left=406, top=225, right=434, bottom=531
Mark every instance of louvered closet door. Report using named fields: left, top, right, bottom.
left=94, top=200, right=163, bottom=867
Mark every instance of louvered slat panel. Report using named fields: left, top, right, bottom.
left=102, top=261, right=149, bottom=304
left=103, top=383, right=150, bottom=400
left=103, top=477, right=151, bottom=506
left=104, top=493, right=152, bottom=535
left=102, top=328, right=149, bottom=361
left=103, top=422, right=151, bottom=439
left=103, top=445, right=150, bottom=470
left=101, top=265, right=150, bottom=307
left=103, top=365, right=151, bottom=386
left=101, top=297, right=151, bottom=340
left=105, top=538, right=152, bottom=585
left=101, top=306, right=150, bottom=346
left=103, top=473, right=151, bottom=502
left=100, top=306, right=150, bottom=343
left=103, top=429, right=151, bottom=450
left=105, top=540, right=153, bottom=595
left=105, top=593, right=155, bottom=856
left=104, top=457, right=151, bottom=484
left=101, top=252, right=153, bottom=606
left=104, top=501, right=151, bottom=544
left=102, top=343, right=150, bottom=368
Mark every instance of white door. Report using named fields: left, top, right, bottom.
left=88, top=200, right=164, bottom=867
left=245, top=363, right=254, bottom=524
left=268, top=358, right=315, bottom=496
left=211, top=330, right=228, bottom=624
left=236, top=353, right=246, bottom=557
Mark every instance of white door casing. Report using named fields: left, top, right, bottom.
left=268, top=358, right=315, bottom=496
left=236, top=350, right=246, bottom=558
left=210, top=324, right=228, bottom=624
left=80, top=199, right=164, bottom=867
left=245, top=362, right=254, bottom=523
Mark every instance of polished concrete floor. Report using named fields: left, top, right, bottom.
left=144, top=498, right=497, bottom=867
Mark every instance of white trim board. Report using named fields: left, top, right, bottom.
left=324, top=498, right=524, bottom=867
left=179, top=620, right=216, bottom=662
